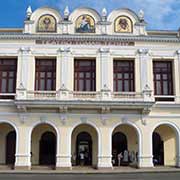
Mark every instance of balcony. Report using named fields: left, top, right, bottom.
left=13, top=87, right=155, bottom=113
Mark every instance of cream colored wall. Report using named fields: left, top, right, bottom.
left=71, top=124, right=98, bottom=167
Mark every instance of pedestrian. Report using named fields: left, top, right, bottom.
left=118, top=152, right=123, bottom=166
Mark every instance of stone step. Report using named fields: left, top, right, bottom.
left=31, top=166, right=55, bottom=170
left=0, top=165, right=13, bottom=170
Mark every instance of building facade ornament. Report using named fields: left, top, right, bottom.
left=26, top=6, right=32, bottom=20
left=64, top=6, right=70, bottom=20
left=138, top=9, right=144, bottom=22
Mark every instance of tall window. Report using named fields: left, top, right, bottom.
left=74, top=59, right=96, bottom=91
left=153, top=61, right=173, bottom=95
left=0, top=59, right=17, bottom=94
left=35, top=59, right=56, bottom=91
left=113, top=60, right=134, bottom=92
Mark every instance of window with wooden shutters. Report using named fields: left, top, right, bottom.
left=74, top=59, right=96, bottom=91
left=35, top=59, right=56, bottom=91
left=113, top=60, right=135, bottom=92
left=0, top=59, right=17, bottom=97
left=153, top=61, right=173, bottom=96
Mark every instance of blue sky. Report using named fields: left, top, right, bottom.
left=0, top=0, right=180, bottom=30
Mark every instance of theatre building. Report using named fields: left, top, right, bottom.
left=0, top=6, right=180, bottom=170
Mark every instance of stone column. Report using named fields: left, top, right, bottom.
left=15, top=118, right=31, bottom=170
left=57, top=48, right=72, bottom=100
left=16, top=47, right=32, bottom=100
left=138, top=125, right=153, bottom=168
left=137, top=49, right=151, bottom=92
left=175, top=50, right=180, bottom=103
left=56, top=126, right=72, bottom=170
left=97, top=126, right=113, bottom=169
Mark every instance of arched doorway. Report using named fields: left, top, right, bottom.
left=39, top=132, right=56, bottom=165
left=153, top=132, right=164, bottom=166
left=112, top=124, right=139, bottom=167
left=152, top=124, right=177, bottom=166
left=6, top=131, right=16, bottom=165
left=71, top=124, right=98, bottom=167
left=112, top=132, right=127, bottom=166
left=0, top=123, right=17, bottom=168
left=31, top=124, right=57, bottom=167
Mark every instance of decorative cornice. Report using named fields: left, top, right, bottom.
left=0, top=33, right=179, bottom=43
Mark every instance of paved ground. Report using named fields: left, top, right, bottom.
left=0, top=173, right=180, bottom=180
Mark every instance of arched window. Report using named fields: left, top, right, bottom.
left=75, top=15, right=95, bottom=33
left=114, top=16, right=133, bottom=33
left=37, top=14, right=57, bottom=32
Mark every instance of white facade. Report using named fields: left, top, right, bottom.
left=0, top=6, right=180, bottom=170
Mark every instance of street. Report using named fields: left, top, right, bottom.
left=0, top=173, right=180, bottom=180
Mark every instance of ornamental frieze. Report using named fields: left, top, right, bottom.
left=36, top=39, right=135, bottom=46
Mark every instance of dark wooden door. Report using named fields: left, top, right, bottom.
left=6, top=131, right=16, bottom=165
left=39, top=132, right=56, bottom=165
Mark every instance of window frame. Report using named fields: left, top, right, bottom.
left=0, top=59, right=17, bottom=94
left=35, top=58, right=56, bottom=91
left=153, top=61, right=174, bottom=96
left=74, top=59, right=96, bottom=91
left=113, top=60, right=135, bottom=92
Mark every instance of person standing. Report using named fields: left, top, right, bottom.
left=118, top=152, right=123, bottom=166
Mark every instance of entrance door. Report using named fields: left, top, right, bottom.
left=76, top=132, right=92, bottom=166
left=153, top=132, right=164, bottom=165
left=6, top=131, right=16, bottom=165
left=112, top=132, right=127, bottom=166
left=39, top=132, right=56, bottom=165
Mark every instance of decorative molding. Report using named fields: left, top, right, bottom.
left=80, top=116, right=87, bottom=124
left=60, top=114, right=67, bottom=125
left=100, top=115, right=108, bottom=125
left=19, top=114, right=28, bottom=124
left=137, top=48, right=149, bottom=55
left=19, top=47, right=31, bottom=53
left=59, top=106, right=68, bottom=113
left=16, top=105, right=27, bottom=113
left=57, top=47, right=71, bottom=53
left=101, top=106, right=111, bottom=114
left=40, top=115, right=47, bottom=123
left=99, top=48, right=110, bottom=53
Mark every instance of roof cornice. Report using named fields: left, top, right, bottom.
left=0, top=33, right=179, bottom=43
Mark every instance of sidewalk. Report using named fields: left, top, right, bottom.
left=0, top=166, right=180, bottom=174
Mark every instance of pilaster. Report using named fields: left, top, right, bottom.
left=138, top=127, right=153, bottom=168
left=137, top=49, right=151, bottom=92
left=97, top=127, right=113, bottom=169
left=16, top=47, right=32, bottom=100
left=99, top=48, right=112, bottom=92
left=15, top=123, right=31, bottom=170
left=57, top=47, right=72, bottom=92
left=175, top=50, right=180, bottom=103
left=56, top=127, right=72, bottom=169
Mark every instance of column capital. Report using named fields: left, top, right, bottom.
left=99, top=48, right=110, bottom=53
left=57, top=47, right=71, bottom=53
left=137, top=48, right=149, bottom=55
left=176, top=50, right=180, bottom=55
left=19, top=47, right=32, bottom=54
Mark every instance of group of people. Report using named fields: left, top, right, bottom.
left=112, top=150, right=138, bottom=166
